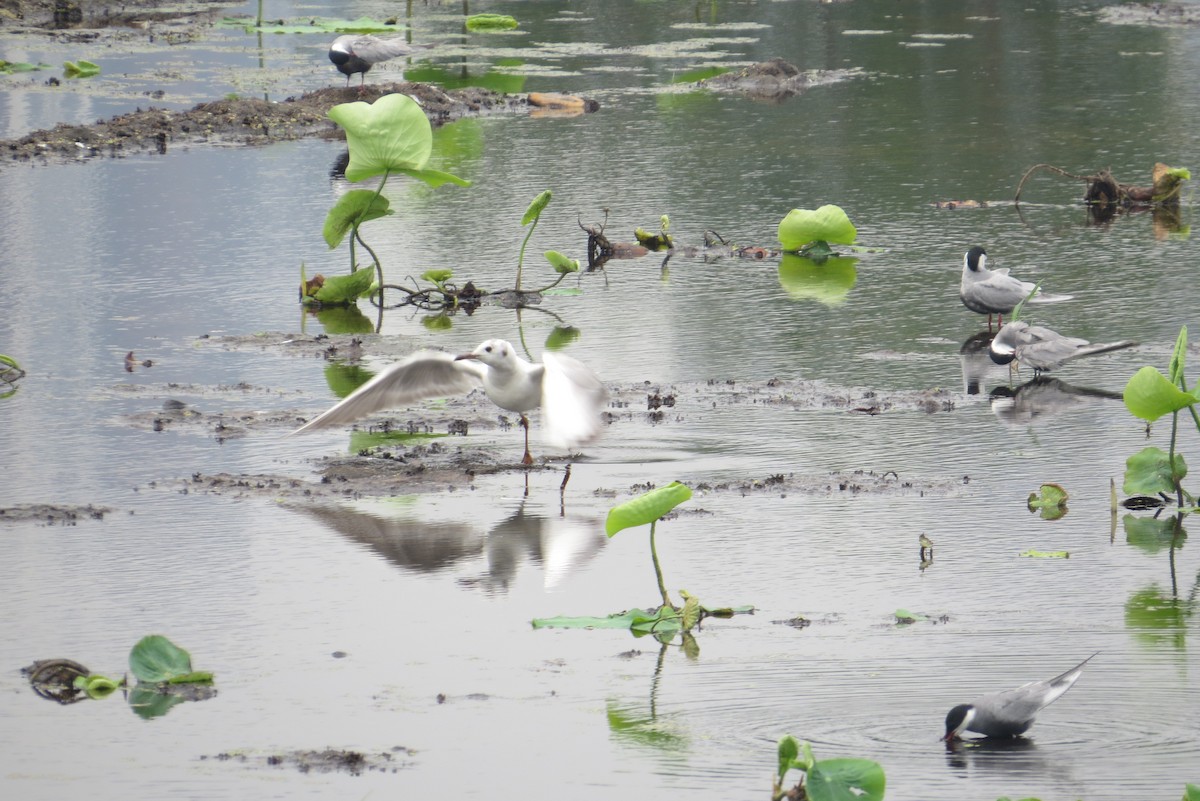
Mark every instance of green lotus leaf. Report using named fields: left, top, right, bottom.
left=777, top=204, right=857, bottom=251
left=466, top=13, right=519, bottom=32
left=522, top=190, right=552, bottom=225
left=544, top=250, right=579, bottom=274
left=1123, top=446, right=1187, bottom=496
left=806, top=757, right=886, bottom=801
left=313, top=267, right=376, bottom=304
left=129, top=635, right=197, bottom=684
left=1123, top=366, right=1198, bottom=422
left=323, top=190, right=392, bottom=249
left=605, top=482, right=692, bottom=537
left=329, top=94, right=456, bottom=183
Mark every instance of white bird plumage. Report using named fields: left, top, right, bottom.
left=943, top=653, right=1097, bottom=741
left=960, top=246, right=1073, bottom=328
left=290, top=339, right=607, bottom=464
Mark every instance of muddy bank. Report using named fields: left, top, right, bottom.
left=0, top=83, right=531, bottom=165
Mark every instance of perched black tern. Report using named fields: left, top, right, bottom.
left=943, top=653, right=1098, bottom=741
left=989, top=320, right=1136, bottom=373
left=290, top=339, right=607, bottom=465
left=328, top=34, right=434, bottom=90
left=959, top=246, right=1072, bottom=328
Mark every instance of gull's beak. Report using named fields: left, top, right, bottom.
left=454, top=353, right=478, bottom=361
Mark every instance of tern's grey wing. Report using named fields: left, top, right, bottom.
left=290, top=351, right=484, bottom=434
left=539, top=352, right=607, bottom=449
left=960, top=273, right=1027, bottom=314
left=351, top=35, right=426, bottom=64
left=976, top=653, right=1096, bottom=734
left=1016, top=326, right=1090, bottom=370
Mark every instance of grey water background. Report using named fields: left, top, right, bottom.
left=1, top=1, right=1199, bottom=799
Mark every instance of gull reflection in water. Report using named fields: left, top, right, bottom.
left=293, top=500, right=605, bottom=594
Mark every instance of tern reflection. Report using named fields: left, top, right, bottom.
left=989, top=376, right=1123, bottom=426
left=943, top=735, right=1078, bottom=790
left=295, top=500, right=604, bottom=594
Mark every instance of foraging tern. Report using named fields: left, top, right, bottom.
left=960, top=246, right=1072, bottom=328
left=290, top=339, right=607, bottom=465
left=943, top=653, right=1097, bottom=741
left=328, top=34, right=434, bottom=90
left=989, top=320, right=1136, bottom=373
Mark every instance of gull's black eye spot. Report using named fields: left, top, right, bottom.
left=484, top=346, right=493, bottom=353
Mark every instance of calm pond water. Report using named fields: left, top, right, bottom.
left=2, top=1, right=1199, bottom=799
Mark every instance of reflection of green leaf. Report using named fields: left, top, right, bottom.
left=129, top=635, right=200, bottom=684
left=422, top=314, right=453, bottom=331
left=323, top=190, right=392, bottom=249
left=1124, top=366, right=1198, bottom=422
left=349, top=429, right=445, bottom=451
left=315, top=304, right=373, bottom=334
left=606, top=701, right=688, bottom=751
left=606, top=482, right=692, bottom=536
left=313, top=268, right=375, bottom=304
left=777, top=254, right=857, bottom=305
left=1125, top=585, right=1190, bottom=651
left=807, top=757, right=886, bottom=801
left=404, top=64, right=527, bottom=94
left=322, top=363, right=373, bottom=398
left=223, top=16, right=403, bottom=34
left=778, top=205, right=857, bottom=251
left=1123, top=447, right=1187, bottom=496
left=465, top=13, right=519, bottom=32
left=128, top=685, right=186, bottom=719
left=670, top=65, right=730, bottom=83
left=1123, top=514, right=1187, bottom=554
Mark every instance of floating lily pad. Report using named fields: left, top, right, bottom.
left=1020, top=549, right=1069, bottom=559
left=466, top=13, right=519, bottom=32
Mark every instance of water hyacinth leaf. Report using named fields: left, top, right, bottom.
left=605, top=481, right=693, bottom=537
left=1123, top=366, right=1198, bottom=422
left=522, top=190, right=552, bottom=225
left=1123, top=446, right=1187, bottom=496
left=777, top=204, right=857, bottom=251
left=129, top=635, right=195, bottom=684
left=544, top=250, right=579, bottom=274
left=806, top=757, right=886, bottom=801
left=466, top=13, right=519, bottom=32
left=323, top=190, right=392, bottom=249
left=313, top=267, right=376, bottom=304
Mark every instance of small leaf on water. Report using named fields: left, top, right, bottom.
left=894, top=608, right=925, bottom=624
left=521, top=189, right=552, bottom=225
left=681, top=593, right=701, bottom=631
left=605, top=481, right=693, bottom=537
left=1020, top=550, right=1070, bottom=558
left=1027, top=483, right=1069, bottom=514
left=129, top=635, right=196, bottom=684
left=465, top=13, right=519, bottom=32
left=1183, top=783, right=1200, bottom=801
